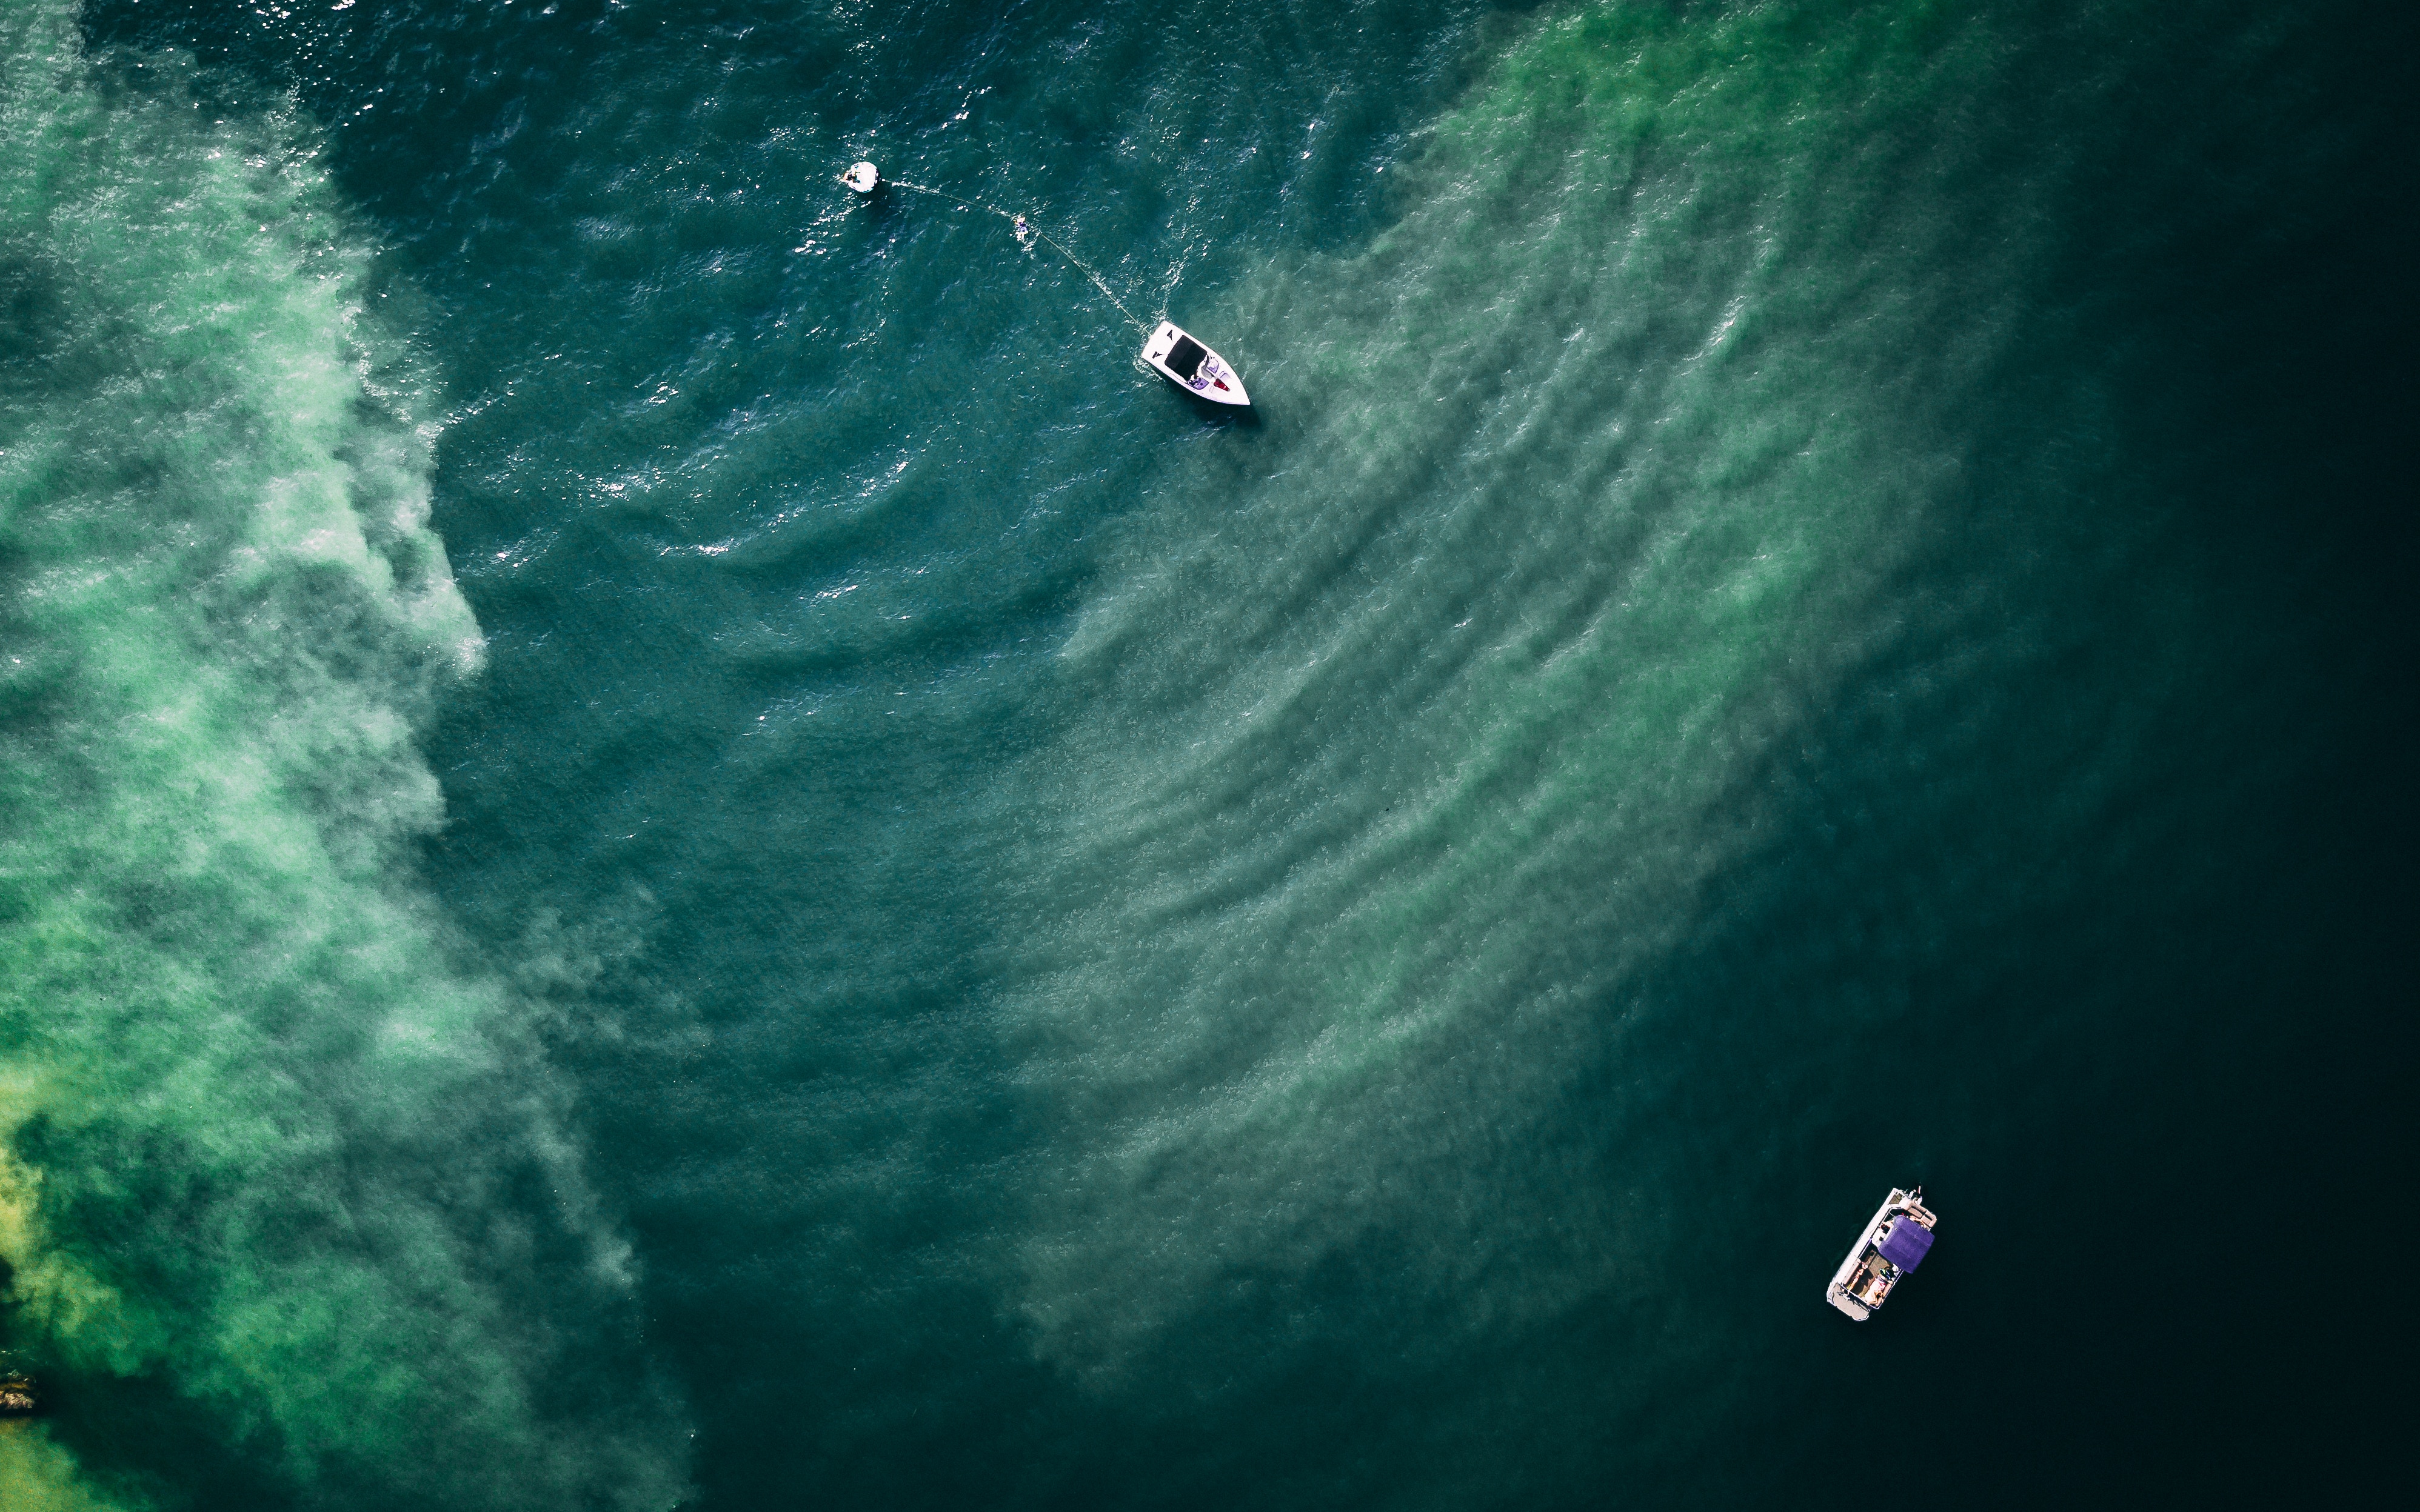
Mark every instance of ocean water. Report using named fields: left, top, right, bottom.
left=2, top=1, right=2410, bottom=1508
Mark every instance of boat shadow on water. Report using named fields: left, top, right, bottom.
left=1172, top=390, right=1263, bottom=429
left=1134, top=357, right=1264, bottom=430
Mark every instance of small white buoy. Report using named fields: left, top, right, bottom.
left=842, top=161, right=880, bottom=194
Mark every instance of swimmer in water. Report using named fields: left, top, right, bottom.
left=1014, top=215, right=1034, bottom=247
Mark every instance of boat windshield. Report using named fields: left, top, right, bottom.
left=1165, top=336, right=1207, bottom=379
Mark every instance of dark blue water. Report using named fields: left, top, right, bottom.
left=3, top=1, right=2411, bottom=1507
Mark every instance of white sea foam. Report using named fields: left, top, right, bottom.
left=0, top=7, right=688, bottom=1507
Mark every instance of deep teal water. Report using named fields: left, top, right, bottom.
left=3, top=1, right=2412, bottom=1508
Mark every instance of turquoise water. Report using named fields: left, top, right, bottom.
left=3, top=1, right=2410, bottom=1507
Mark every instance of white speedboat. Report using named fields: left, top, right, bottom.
left=1826, top=1186, right=1937, bottom=1320
left=1141, top=320, right=1250, bottom=406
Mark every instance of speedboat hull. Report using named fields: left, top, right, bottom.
left=1142, top=319, right=1250, bottom=406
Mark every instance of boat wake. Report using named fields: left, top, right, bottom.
left=879, top=178, right=1151, bottom=334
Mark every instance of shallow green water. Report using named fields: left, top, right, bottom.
left=2, top=1, right=2410, bottom=1507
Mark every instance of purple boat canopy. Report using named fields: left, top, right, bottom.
left=1878, top=1219, right=1935, bottom=1271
